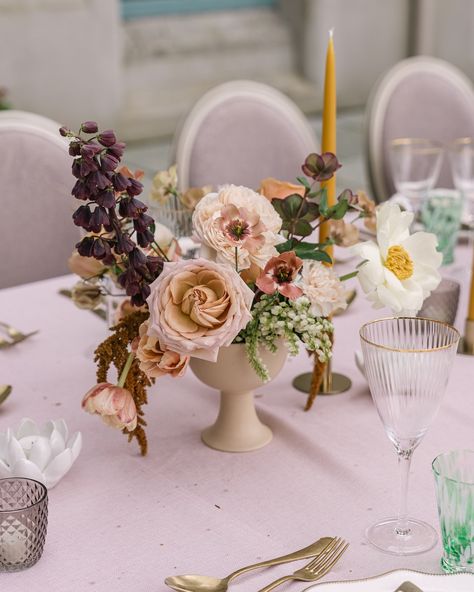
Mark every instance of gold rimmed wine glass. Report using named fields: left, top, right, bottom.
left=360, top=317, right=460, bottom=555
left=390, top=138, right=443, bottom=216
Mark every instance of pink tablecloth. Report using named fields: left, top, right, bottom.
left=1, top=249, right=473, bottom=591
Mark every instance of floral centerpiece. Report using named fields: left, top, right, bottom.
left=61, top=122, right=442, bottom=455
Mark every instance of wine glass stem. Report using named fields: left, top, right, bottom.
left=396, top=449, right=413, bottom=536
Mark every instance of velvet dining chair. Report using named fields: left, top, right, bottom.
left=171, top=80, right=318, bottom=191
left=365, top=56, right=474, bottom=203
left=0, top=118, right=79, bottom=288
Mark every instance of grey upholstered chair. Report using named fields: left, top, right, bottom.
left=366, top=57, right=474, bottom=202
left=0, top=118, right=80, bottom=288
left=171, top=80, right=318, bottom=191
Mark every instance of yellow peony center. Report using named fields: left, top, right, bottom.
left=384, top=245, right=414, bottom=280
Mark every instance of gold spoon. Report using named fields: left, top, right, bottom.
left=164, top=537, right=333, bottom=592
left=0, top=384, right=12, bottom=405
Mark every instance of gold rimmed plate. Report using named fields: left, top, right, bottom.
left=304, top=569, right=474, bottom=591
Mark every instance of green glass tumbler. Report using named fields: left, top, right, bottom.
left=421, top=189, right=463, bottom=265
left=432, top=450, right=474, bottom=573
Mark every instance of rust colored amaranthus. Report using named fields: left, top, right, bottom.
left=95, top=311, right=152, bottom=455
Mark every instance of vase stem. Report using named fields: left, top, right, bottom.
left=201, top=389, right=272, bottom=452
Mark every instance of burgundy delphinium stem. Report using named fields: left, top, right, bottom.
left=60, top=122, right=163, bottom=306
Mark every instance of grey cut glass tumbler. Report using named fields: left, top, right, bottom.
left=0, top=478, right=48, bottom=571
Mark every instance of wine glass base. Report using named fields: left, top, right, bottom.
left=366, top=517, right=438, bottom=556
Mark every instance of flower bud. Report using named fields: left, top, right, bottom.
left=89, top=206, right=110, bottom=232
left=112, top=172, right=130, bottom=192
left=107, top=142, right=126, bottom=159
left=95, top=189, right=116, bottom=209
left=100, top=152, right=120, bottom=172
left=59, top=126, right=70, bottom=137
left=72, top=205, right=92, bottom=228
left=126, top=178, right=143, bottom=196
left=98, top=130, right=117, bottom=147
left=136, top=229, right=154, bottom=248
left=81, top=121, right=99, bottom=134
left=76, top=236, right=95, bottom=257
left=71, top=179, right=88, bottom=200
left=81, top=143, right=102, bottom=159
left=82, top=382, right=137, bottom=432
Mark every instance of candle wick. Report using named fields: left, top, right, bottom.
left=329, top=28, right=334, bottom=38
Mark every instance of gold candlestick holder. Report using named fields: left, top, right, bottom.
left=459, top=318, right=474, bottom=355
left=292, top=358, right=352, bottom=396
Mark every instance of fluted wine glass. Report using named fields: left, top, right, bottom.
left=360, top=317, right=460, bottom=555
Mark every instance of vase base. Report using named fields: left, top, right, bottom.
left=201, top=423, right=273, bottom=453
left=292, top=372, right=352, bottom=395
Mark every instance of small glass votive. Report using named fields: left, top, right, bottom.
left=432, top=450, right=474, bottom=573
left=421, top=189, right=463, bottom=265
left=0, top=478, right=48, bottom=572
left=418, top=278, right=461, bottom=326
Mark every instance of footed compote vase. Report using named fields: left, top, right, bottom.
left=190, top=341, right=287, bottom=452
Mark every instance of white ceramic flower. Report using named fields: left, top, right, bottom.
left=352, top=202, right=442, bottom=315
left=192, top=184, right=283, bottom=270
left=298, top=260, right=347, bottom=317
left=0, top=418, right=82, bottom=489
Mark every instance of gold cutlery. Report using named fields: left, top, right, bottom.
left=0, top=322, right=39, bottom=349
left=394, top=582, right=423, bottom=592
left=0, top=384, right=12, bottom=405
left=257, top=537, right=348, bottom=592
left=164, top=537, right=334, bottom=592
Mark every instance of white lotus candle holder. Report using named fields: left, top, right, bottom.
left=0, top=418, right=82, bottom=489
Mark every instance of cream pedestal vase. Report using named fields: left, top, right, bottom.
left=190, top=342, right=287, bottom=452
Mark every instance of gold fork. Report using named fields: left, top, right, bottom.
left=0, top=321, right=39, bottom=348
left=257, top=537, right=348, bottom=592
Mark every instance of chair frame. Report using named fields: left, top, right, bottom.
left=365, top=56, right=474, bottom=202
left=172, top=80, right=317, bottom=190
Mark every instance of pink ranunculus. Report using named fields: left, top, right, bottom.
left=134, top=321, right=189, bottom=378
left=82, top=382, right=137, bottom=432
left=256, top=251, right=303, bottom=300
left=147, top=259, right=254, bottom=362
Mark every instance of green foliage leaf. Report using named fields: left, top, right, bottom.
left=300, top=250, right=333, bottom=263
left=319, top=190, right=329, bottom=217
left=328, top=199, right=349, bottom=220
left=339, top=270, right=359, bottom=282
left=276, top=239, right=295, bottom=253
left=302, top=202, right=319, bottom=222
left=293, top=219, right=313, bottom=237
left=296, top=176, right=311, bottom=190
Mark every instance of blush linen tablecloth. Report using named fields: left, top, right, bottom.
left=0, top=247, right=473, bottom=592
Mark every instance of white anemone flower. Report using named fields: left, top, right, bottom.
left=352, top=202, right=442, bottom=315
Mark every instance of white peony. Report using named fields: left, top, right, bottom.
left=352, top=202, right=442, bottom=315
left=298, top=261, right=347, bottom=317
left=192, top=185, right=283, bottom=270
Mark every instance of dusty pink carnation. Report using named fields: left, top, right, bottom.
left=147, top=258, right=254, bottom=362
left=298, top=261, right=347, bottom=317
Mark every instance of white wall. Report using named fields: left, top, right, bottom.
left=0, top=0, right=122, bottom=128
